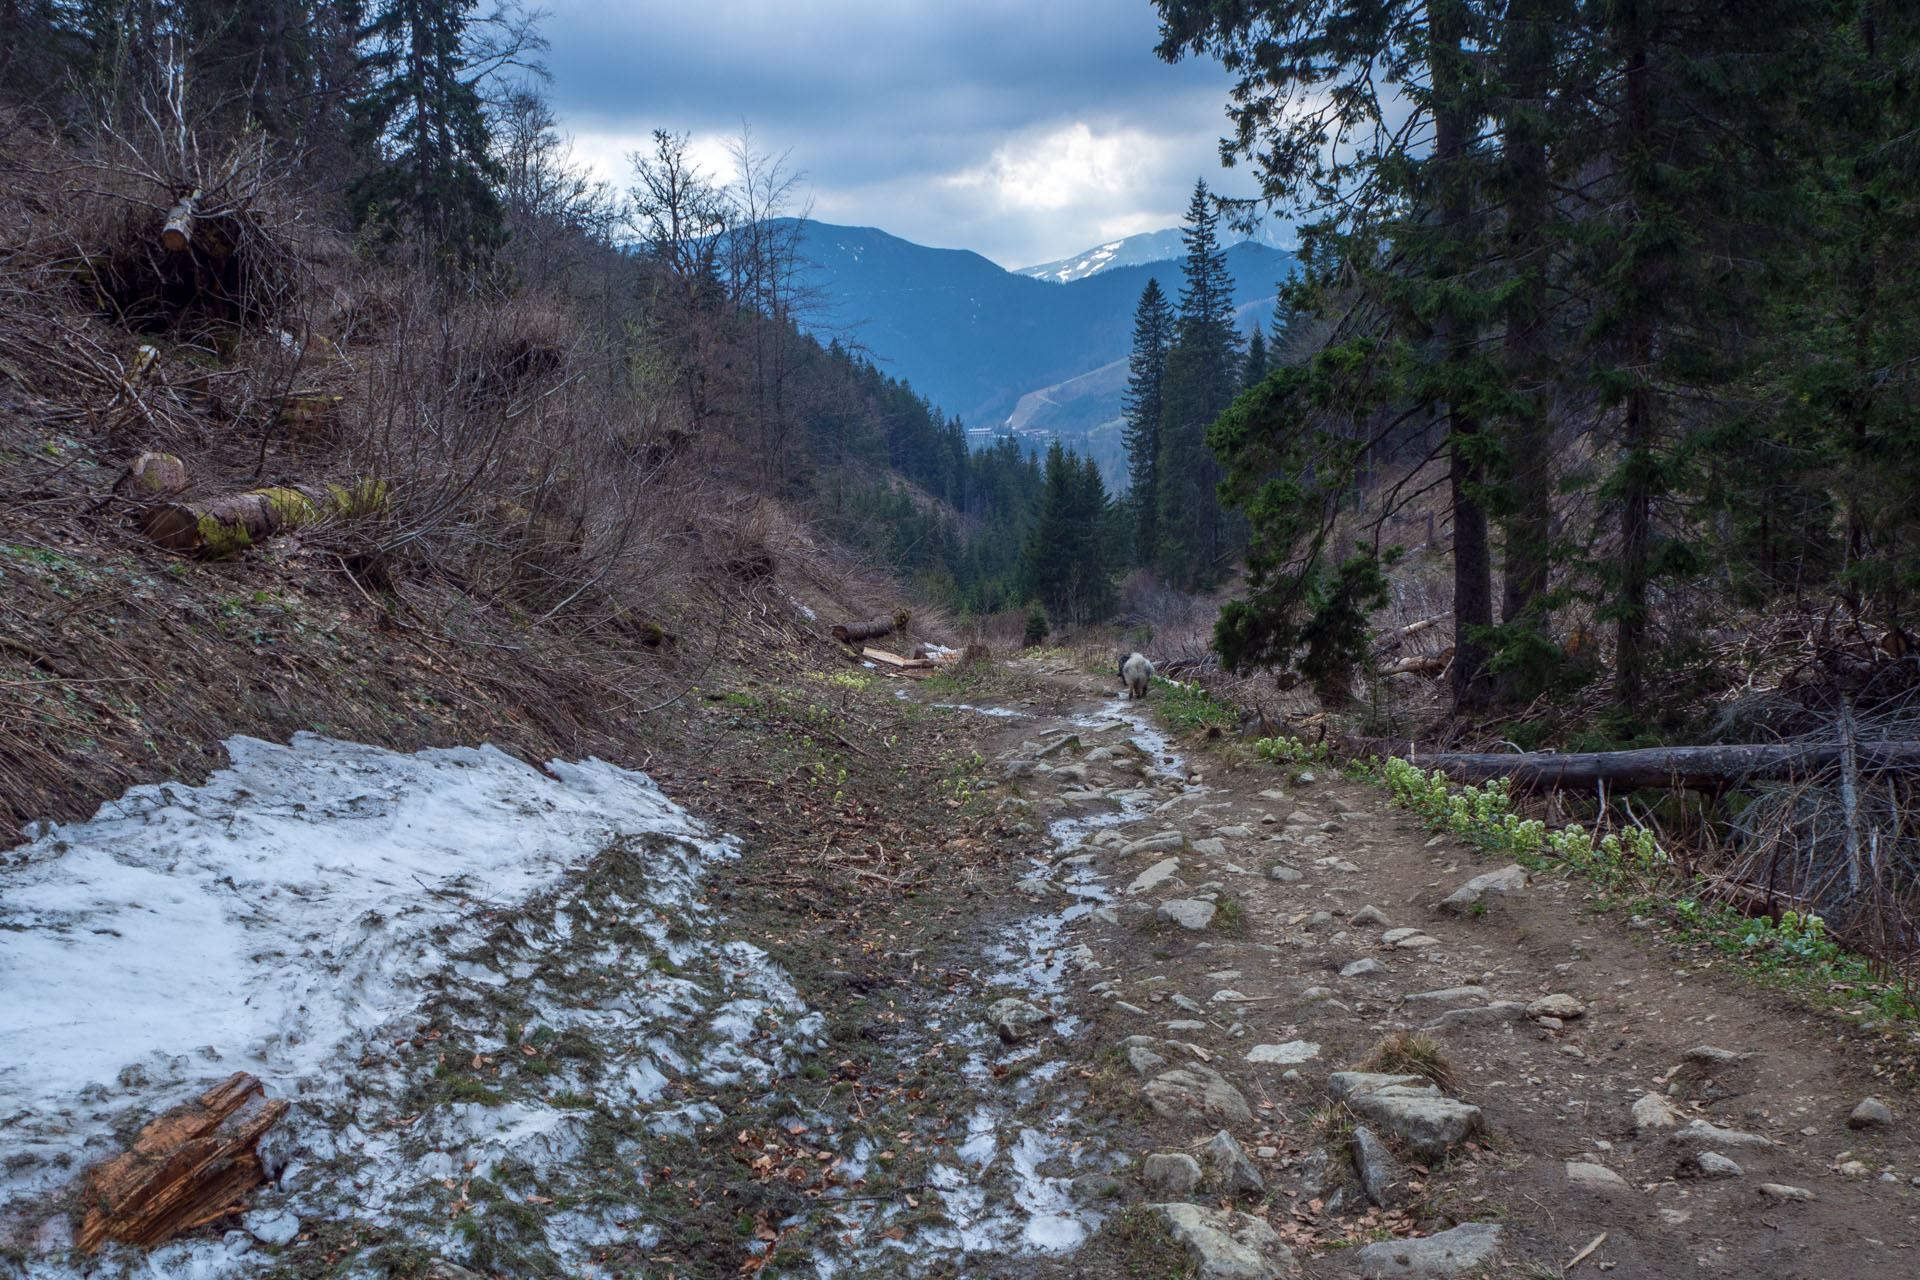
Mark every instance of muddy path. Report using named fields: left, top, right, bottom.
left=686, top=652, right=1920, bottom=1279
left=6, top=652, right=1917, bottom=1280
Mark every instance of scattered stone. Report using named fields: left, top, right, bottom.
left=1342, top=959, right=1386, bottom=978
left=1192, top=837, right=1228, bottom=857
left=1147, top=1203, right=1292, bottom=1280
left=1684, top=1045, right=1742, bottom=1065
left=1215, top=825, right=1256, bottom=839
left=1838, top=1159, right=1870, bottom=1178
left=1672, top=1120, right=1774, bottom=1149
left=1122, top=831, right=1187, bottom=857
left=1848, top=1097, right=1895, bottom=1130
left=1159, top=899, right=1217, bottom=931
left=987, top=998, right=1049, bottom=1043
left=1013, top=876, right=1056, bottom=900
left=1113, top=1001, right=1149, bottom=1017
left=1172, top=994, right=1205, bottom=1013
left=1166, top=1019, right=1208, bottom=1033
left=1525, top=993, right=1586, bottom=1020
left=1204, top=1130, right=1266, bottom=1194
left=1143, top=1067, right=1255, bottom=1125
left=1402, top=986, right=1492, bottom=1005
left=1209, top=990, right=1251, bottom=1004
left=1328, top=1072, right=1483, bottom=1160
left=1129, top=1046, right=1170, bottom=1076
left=1684, top=1150, right=1742, bottom=1181
left=1351, top=1125, right=1403, bottom=1207
left=1424, top=1002, right=1527, bottom=1031
left=1036, top=734, right=1081, bottom=758
left=1393, top=934, right=1441, bottom=950
left=1381, top=927, right=1422, bottom=945
left=1061, top=943, right=1099, bottom=972
left=1298, top=986, right=1338, bottom=1002
left=1757, top=1183, right=1815, bottom=1203
left=1092, top=906, right=1122, bottom=925
left=1438, top=864, right=1529, bottom=913
left=1565, top=1161, right=1632, bottom=1194
left=1350, top=905, right=1390, bottom=927
left=1355, top=1222, right=1502, bottom=1278
left=1305, top=911, right=1335, bottom=931
left=1002, top=760, right=1039, bottom=779
left=1258, top=789, right=1288, bottom=801
left=1632, top=1093, right=1681, bottom=1131
left=1246, top=1040, right=1321, bottom=1065
left=425, top=1263, right=488, bottom=1280
left=1318, top=858, right=1362, bottom=873
left=1142, top=1153, right=1203, bottom=1196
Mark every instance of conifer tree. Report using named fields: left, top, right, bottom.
left=1121, top=277, right=1173, bottom=564
left=1020, top=441, right=1120, bottom=627
left=1154, top=179, right=1242, bottom=590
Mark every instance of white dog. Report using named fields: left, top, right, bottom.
left=1120, top=652, right=1154, bottom=700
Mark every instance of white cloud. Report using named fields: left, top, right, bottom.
left=945, top=121, right=1171, bottom=213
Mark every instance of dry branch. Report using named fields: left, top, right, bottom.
left=1409, top=741, right=1920, bottom=792
left=75, top=1072, right=288, bottom=1252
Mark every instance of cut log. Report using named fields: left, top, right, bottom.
left=831, top=609, right=911, bottom=645
left=76, top=1072, right=288, bottom=1252
left=1373, top=616, right=1446, bottom=654
left=142, top=479, right=386, bottom=558
left=161, top=190, right=201, bottom=253
left=1379, top=653, right=1450, bottom=677
left=115, top=451, right=188, bottom=499
left=862, top=646, right=934, bottom=670
left=1408, top=741, right=1920, bottom=793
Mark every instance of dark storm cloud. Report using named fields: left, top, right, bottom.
left=539, top=0, right=1264, bottom=266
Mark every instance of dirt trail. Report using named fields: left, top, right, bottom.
left=870, top=654, right=1920, bottom=1278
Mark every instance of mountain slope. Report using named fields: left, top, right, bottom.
left=790, top=221, right=1295, bottom=429
left=1015, top=223, right=1293, bottom=284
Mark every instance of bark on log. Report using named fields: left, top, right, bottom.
left=143, top=480, right=386, bottom=558
left=76, top=1072, right=288, bottom=1252
left=831, top=609, right=910, bottom=645
left=1409, top=741, right=1920, bottom=792
left=161, top=190, right=200, bottom=253
left=1380, top=653, right=1450, bottom=677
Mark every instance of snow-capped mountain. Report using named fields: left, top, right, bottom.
left=1016, top=222, right=1295, bottom=284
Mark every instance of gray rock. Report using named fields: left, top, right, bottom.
left=1355, top=1222, right=1503, bottom=1278
left=1350, top=905, right=1390, bottom=927
left=1757, top=1183, right=1815, bottom=1202
left=1439, top=864, right=1529, bottom=913
left=1113, top=1000, right=1149, bottom=1016
left=1129, top=857, right=1183, bottom=895
left=1341, top=958, right=1386, bottom=978
left=1402, top=986, right=1493, bottom=1005
left=1306, top=911, right=1335, bottom=931
left=1298, top=986, right=1338, bottom=1002
left=1246, top=1040, right=1320, bottom=1065
left=1061, top=943, right=1099, bottom=971
left=1013, top=876, right=1056, bottom=900
left=1632, top=1092, right=1681, bottom=1131
left=1351, top=1125, right=1403, bottom=1206
left=987, top=997, right=1049, bottom=1043
left=1684, top=1045, right=1742, bottom=1065
left=1267, top=863, right=1304, bottom=883
left=1204, top=1129, right=1266, bottom=1194
left=1192, top=837, right=1229, bottom=857
left=1391, top=933, right=1441, bottom=950
left=1215, top=825, right=1256, bottom=839
left=1147, top=1203, right=1292, bottom=1280
left=1381, top=927, right=1422, bottom=945
left=1143, top=1067, right=1255, bottom=1125
left=1565, top=1161, right=1632, bottom=1194
left=1691, top=1151, right=1743, bottom=1179
left=1122, top=831, right=1187, bottom=857
left=1129, top=1045, right=1170, bottom=1076
left=1002, top=760, right=1039, bottom=779
left=1037, top=734, right=1081, bottom=758
left=1142, top=1152, right=1204, bottom=1195
left=1848, top=1097, right=1895, bottom=1129
left=241, top=1209, right=300, bottom=1248
left=425, top=1263, right=488, bottom=1280
left=1159, top=899, right=1217, bottom=931
left=1171, top=993, right=1205, bottom=1013
left=1329, top=1072, right=1483, bottom=1160
left=1525, top=993, right=1587, bottom=1020
left=1673, top=1120, right=1775, bottom=1150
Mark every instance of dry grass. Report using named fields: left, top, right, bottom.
left=1360, top=1032, right=1455, bottom=1090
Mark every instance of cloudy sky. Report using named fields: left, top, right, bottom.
left=540, top=0, right=1272, bottom=269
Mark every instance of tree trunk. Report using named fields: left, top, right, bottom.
left=143, top=481, right=385, bottom=558
left=161, top=190, right=200, bottom=253
left=1406, top=741, right=1920, bottom=792
left=1613, top=2, right=1656, bottom=713
left=830, top=610, right=911, bottom=645
left=76, top=1072, right=288, bottom=1252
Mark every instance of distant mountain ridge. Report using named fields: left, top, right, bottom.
left=1015, top=223, right=1293, bottom=285
left=787, top=221, right=1296, bottom=443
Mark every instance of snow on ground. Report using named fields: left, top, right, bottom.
left=0, top=733, right=822, bottom=1275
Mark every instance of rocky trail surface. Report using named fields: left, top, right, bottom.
left=3, top=653, right=1916, bottom=1280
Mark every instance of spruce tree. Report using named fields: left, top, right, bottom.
left=350, top=0, right=504, bottom=257
left=1121, top=277, right=1173, bottom=565
left=1154, top=179, right=1242, bottom=590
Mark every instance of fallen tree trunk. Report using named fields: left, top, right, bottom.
left=76, top=1072, right=288, bottom=1252
left=1409, top=741, right=1920, bottom=792
left=142, top=479, right=386, bottom=557
left=831, top=609, right=910, bottom=645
